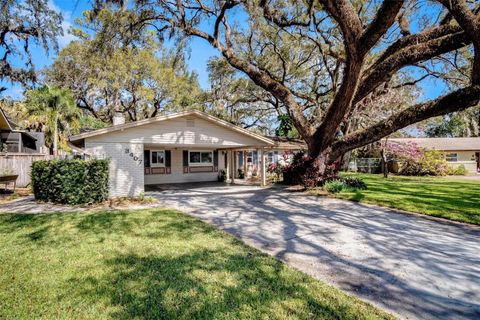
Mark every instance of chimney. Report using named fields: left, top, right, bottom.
left=112, top=112, right=125, bottom=126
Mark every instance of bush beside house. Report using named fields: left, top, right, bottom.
left=31, top=159, right=109, bottom=205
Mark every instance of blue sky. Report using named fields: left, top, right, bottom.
left=2, top=0, right=218, bottom=98
left=2, top=0, right=446, bottom=102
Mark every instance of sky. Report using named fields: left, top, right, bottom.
left=2, top=0, right=219, bottom=98
left=2, top=0, right=447, bottom=102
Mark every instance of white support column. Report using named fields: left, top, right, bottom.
left=260, top=148, right=267, bottom=186
left=243, top=151, right=247, bottom=176
left=225, top=150, right=230, bottom=182
left=230, top=149, right=235, bottom=184
left=256, top=148, right=260, bottom=176
left=233, top=150, right=237, bottom=178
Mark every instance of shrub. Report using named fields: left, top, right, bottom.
left=448, top=164, right=468, bottom=176
left=31, top=159, right=109, bottom=205
left=237, top=168, right=245, bottom=179
left=398, top=150, right=449, bottom=176
left=341, top=177, right=367, bottom=190
left=217, top=169, right=226, bottom=182
left=323, top=180, right=344, bottom=193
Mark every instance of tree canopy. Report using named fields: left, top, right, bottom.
left=0, top=0, right=62, bottom=92
left=22, top=86, right=81, bottom=155
left=44, top=9, right=203, bottom=124
left=89, top=0, right=480, bottom=177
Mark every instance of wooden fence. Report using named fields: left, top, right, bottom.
left=0, top=153, right=51, bottom=187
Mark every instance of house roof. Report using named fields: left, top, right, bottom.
left=388, top=137, right=480, bottom=151
left=266, top=136, right=307, bottom=150
left=70, top=110, right=275, bottom=146
left=0, top=107, right=14, bottom=131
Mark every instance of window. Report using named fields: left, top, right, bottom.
left=268, top=152, right=274, bottom=163
left=445, top=153, right=458, bottom=162
left=246, top=151, right=253, bottom=164
left=151, top=150, right=165, bottom=167
left=189, top=151, right=213, bottom=166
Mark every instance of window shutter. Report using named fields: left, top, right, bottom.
left=144, top=150, right=151, bottom=175
left=213, top=150, right=218, bottom=172
left=144, top=150, right=150, bottom=168
left=165, top=150, right=171, bottom=167
left=183, top=150, right=189, bottom=173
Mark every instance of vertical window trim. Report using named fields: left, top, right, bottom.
left=150, top=150, right=166, bottom=167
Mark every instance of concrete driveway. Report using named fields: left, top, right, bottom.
left=148, top=183, right=480, bottom=320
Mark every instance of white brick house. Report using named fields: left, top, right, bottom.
left=70, top=110, right=279, bottom=197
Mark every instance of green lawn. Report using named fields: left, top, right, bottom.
left=334, top=173, right=480, bottom=225
left=0, top=209, right=392, bottom=319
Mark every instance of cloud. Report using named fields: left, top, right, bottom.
left=47, top=0, right=77, bottom=48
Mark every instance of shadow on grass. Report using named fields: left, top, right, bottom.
left=70, top=249, right=375, bottom=320
left=0, top=209, right=389, bottom=319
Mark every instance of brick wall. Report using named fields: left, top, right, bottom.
left=85, top=142, right=144, bottom=197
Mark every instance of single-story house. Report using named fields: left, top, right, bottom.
left=388, top=137, right=480, bottom=173
left=70, top=110, right=305, bottom=197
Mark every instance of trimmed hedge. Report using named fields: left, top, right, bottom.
left=31, top=159, right=109, bottom=205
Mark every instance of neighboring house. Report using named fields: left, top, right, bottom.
left=0, top=107, right=48, bottom=187
left=388, top=137, right=480, bottom=173
left=71, top=110, right=305, bottom=197
left=0, top=107, right=46, bottom=154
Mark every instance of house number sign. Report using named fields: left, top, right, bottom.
left=125, top=148, right=143, bottom=165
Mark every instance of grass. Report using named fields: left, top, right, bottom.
left=0, top=209, right=392, bottom=319
left=328, top=173, right=480, bottom=225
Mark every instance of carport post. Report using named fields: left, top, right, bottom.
left=260, top=148, right=267, bottom=186
left=225, top=150, right=230, bottom=181
left=230, top=149, right=235, bottom=183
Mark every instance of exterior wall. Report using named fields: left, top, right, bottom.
left=444, top=150, right=478, bottom=173
left=448, top=161, right=477, bottom=173
left=144, top=148, right=226, bottom=184
left=86, top=116, right=263, bottom=147
left=85, top=141, right=144, bottom=197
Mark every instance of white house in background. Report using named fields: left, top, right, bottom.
left=388, top=137, right=480, bottom=173
left=70, top=110, right=305, bottom=197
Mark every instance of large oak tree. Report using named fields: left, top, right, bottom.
left=93, top=0, right=480, bottom=179
left=0, top=0, right=62, bottom=93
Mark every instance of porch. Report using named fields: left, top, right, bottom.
left=142, top=145, right=270, bottom=186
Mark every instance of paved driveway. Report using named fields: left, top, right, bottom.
left=148, top=183, right=480, bottom=320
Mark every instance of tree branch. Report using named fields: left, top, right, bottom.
left=332, top=85, right=480, bottom=157
left=359, top=0, right=404, bottom=55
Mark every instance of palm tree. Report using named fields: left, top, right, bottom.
left=24, top=86, right=81, bottom=156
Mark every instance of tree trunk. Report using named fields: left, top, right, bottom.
left=290, top=146, right=342, bottom=188
left=381, top=148, right=388, bottom=178
left=53, top=112, right=58, bottom=157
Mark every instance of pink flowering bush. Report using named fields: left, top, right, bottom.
left=386, top=141, right=422, bottom=161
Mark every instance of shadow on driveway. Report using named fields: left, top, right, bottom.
left=148, top=183, right=480, bottom=320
